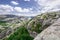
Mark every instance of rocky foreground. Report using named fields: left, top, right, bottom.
left=34, top=18, right=60, bottom=40
left=0, top=11, right=60, bottom=40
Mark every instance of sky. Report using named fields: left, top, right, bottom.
left=0, top=0, right=60, bottom=16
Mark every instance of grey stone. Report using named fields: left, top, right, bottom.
left=34, top=18, right=60, bottom=40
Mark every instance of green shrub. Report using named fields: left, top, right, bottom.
left=30, top=21, right=42, bottom=33
left=0, top=21, right=7, bottom=26
left=6, top=26, right=33, bottom=40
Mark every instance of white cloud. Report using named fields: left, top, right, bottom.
left=15, top=13, right=38, bottom=16
left=14, top=7, right=32, bottom=12
left=11, top=1, right=19, bottom=5
left=0, top=5, right=13, bottom=14
left=0, top=5, right=33, bottom=14
left=24, top=0, right=30, bottom=1
left=0, top=4, right=34, bottom=16
left=34, top=0, right=37, bottom=2
left=37, top=0, right=60, bottom=13
left=29, top=8, right=33, bottom=10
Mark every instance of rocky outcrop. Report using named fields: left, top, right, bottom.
left=34, top=18, right=60, bottom=40
left=0, top=27, right=12, bottom=39
left=27, top=12, right=59, bottom=38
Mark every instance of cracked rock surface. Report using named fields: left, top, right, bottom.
left=34, top=18, right=60, bottom=40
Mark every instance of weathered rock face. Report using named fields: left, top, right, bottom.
left=34, top=18, right=60, bottom=40
left=0, top=27, right=12, bottom=39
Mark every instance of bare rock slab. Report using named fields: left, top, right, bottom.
left=34, top=18, right=60, bottom=40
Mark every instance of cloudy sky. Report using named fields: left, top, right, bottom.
left=0, top=0, right=60, bottom=16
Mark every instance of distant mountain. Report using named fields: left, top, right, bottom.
left=0, top=14, right=35, bottom=18
left=5, top=14, right=19, bottom=18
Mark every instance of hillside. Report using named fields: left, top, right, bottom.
left=27, top=11, right=60, bottom=37
left=0, top=11, right=60, bottom=40
left=34, top=17, right=60, bottom=40
left=0, top=14, right=32, bottom=40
